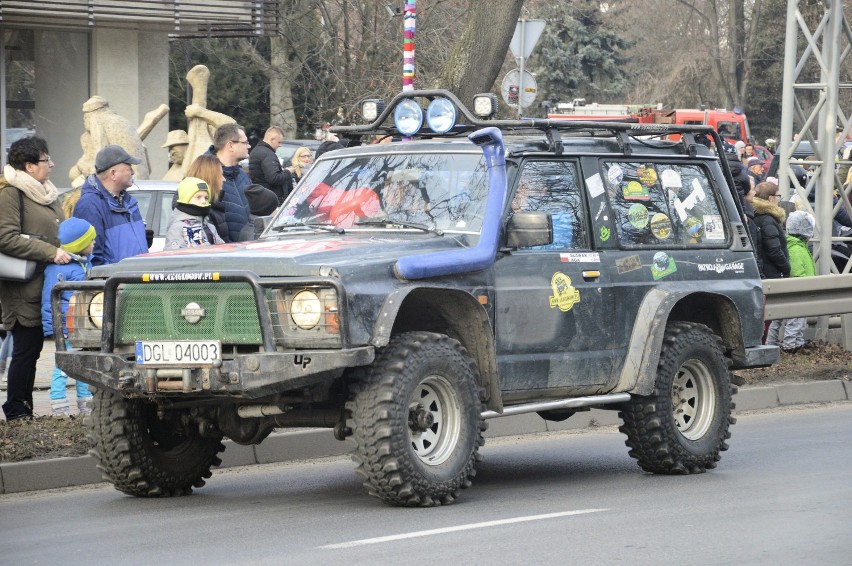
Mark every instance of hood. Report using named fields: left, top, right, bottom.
left=90, top=233, right=467, bottom=279
left=752, top=197, right=786, bottom=223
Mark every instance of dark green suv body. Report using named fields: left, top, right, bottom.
left=54, top=90, right=777, bottom=506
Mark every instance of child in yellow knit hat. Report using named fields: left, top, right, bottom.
left=41, top=217, right=96, bottom=415
left=165, top=176, right=224, bottom=249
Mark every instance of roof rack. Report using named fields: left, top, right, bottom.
left=331, top=89, right=725, bottom=158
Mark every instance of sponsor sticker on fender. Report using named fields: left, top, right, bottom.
left=697, top=260, right=746, bottom=274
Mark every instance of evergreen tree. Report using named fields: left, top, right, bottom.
left=530, top=1, right=632, bottom=106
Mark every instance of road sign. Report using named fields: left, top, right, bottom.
left=501, top=69, right=538, bottom=108
left=509, top=19, right=546, bottom=60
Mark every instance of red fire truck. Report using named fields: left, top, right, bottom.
left=547, top=99, right=751, bottom=144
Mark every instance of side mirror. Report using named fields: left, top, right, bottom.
left=506, top=211, right=552, bottom=249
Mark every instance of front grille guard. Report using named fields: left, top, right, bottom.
left=52, top=271, right=349, bottom=354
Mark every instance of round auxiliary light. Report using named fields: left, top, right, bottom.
left=394, top=99, right=424, bottom=136
left=426, top=98, right=457, bottom=133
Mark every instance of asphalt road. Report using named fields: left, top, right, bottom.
left=1, top=403, right=850, bottom=565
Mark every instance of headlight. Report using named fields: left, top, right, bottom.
left=426, top=98, right=457, bottom=133
left=89, top=292, right=104, bottom=330
left=290, top=290, right=322, bottom=330
left=394, top=99, right=423, bottom=136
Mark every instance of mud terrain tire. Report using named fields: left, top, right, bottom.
left=86, top=389, right=225, bottom=496
left=346, top=331, right=486, bottom=507
left=619, top=322, right=736, bottom=474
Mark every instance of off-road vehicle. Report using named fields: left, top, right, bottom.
left=54, top=90, right=778, bottom=506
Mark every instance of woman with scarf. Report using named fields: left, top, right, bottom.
left=0, top=135, right=71, bottom=420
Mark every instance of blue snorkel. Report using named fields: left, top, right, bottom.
left=394, top=127, right=506, bottom=280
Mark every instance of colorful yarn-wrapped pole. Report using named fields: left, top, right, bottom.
left=403, top=2, right=416, bottom=91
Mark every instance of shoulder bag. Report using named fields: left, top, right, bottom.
left=0, top=190, right=38, bottom=282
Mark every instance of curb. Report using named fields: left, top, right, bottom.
left=1, top=380, right=849, bottom=495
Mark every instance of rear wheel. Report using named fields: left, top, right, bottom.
left=86, top=389, right=225, bottom=496
left=346, top=331, right=486, bottom=507
left=619, top=322, right=736, bottom=474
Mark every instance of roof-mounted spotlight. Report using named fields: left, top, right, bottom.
left=361, top=99, right=386, bottom=122
left=472, top=93, right=498, bottom=119
left=426, top=98, right=457, bottom=134
left=394, top=98, right=423, bottom=136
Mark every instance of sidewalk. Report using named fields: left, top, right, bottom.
left=1, top=341, right=851, bottom=494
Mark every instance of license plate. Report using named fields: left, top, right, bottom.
left=135, top=340, right=221, bottom=367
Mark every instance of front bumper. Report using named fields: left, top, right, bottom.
left=56, top=346, right=375, bottom=399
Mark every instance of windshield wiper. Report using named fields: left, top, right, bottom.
left=271, top=221, right=345, bottom=234
left=357, top=217, right=443, bottom=236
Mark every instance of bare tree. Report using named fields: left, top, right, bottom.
left=433, top=0, right=526, bottom=105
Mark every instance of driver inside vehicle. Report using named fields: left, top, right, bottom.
left=379, top=175, right=432, bottom=223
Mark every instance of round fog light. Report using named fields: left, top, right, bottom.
left=394, top=99, right=423, bottom=136
left=426, top=98, right=457, bottom=133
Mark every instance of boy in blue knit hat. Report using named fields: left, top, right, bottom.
left=41, top=217, right=96, bottom=416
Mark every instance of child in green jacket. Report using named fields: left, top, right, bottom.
left=768, top=210, right=816, bottom=353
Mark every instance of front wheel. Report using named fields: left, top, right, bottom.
left=86, top=389, right=225, bottom=497
left=619, top=322, right=736, bottom=474
left=346, top=331, right=486, bottom=507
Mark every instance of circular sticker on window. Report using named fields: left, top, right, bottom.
left=622, top=180, right=650, bottom=201
left=607, top=165, right=624, bottom=187
left=650, top=212, right=673, bottom=240
left=684, top=216, right=704, bottom=239
left=637, top=165, right=658, bottom=186
left=627, top=203, right=650, bottom=229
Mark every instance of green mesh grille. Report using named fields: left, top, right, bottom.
left=115, top=283, right=262, bottom=344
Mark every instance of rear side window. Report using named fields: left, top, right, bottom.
left=602, top=162, right=727, bottom=248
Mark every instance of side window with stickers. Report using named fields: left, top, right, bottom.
left=510, top=161, right=587, bottom=250
left=602, top=162, right=726, bottom=247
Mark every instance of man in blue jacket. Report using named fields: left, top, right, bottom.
left=73, top=145, right=148, bottom=266
left=208, top=122, right=251, bottom=242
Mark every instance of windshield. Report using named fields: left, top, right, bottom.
left=269, top=151, right=489, bottom=234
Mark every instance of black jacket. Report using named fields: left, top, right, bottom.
left=752, top=197, right=790, bottom=279
left=726, top=154, right=750, bottom=202
left=249, top=141, right=288, bottom=204
left=743, top=200, right=764, bottom=278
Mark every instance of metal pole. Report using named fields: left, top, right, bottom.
left=777, top=0, right=799, bottom=200
left=517, top=20, right=525, bottom=119
left=815, top=0, right=843, bottom=339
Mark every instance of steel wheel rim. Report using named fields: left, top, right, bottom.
left=671, top=359, right=716, bottom=440
left=408, top=374, right=461, bottom=465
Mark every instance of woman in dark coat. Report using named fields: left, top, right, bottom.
left=0, top=136, right=71, bottom=420
left=752, top=181, right=790, bottom=279
left=742, top=182, right=764, bottom=278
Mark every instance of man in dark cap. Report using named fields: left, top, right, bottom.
left=72, top=145, right=149, bottom=265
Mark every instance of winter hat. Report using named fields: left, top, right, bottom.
left=747, top=157, right=763, bottom=168
left=734, top=140, right=746, bottom=152
left=58, top=217, right=96, bottom=254
left=176, top=177, right=210, bottom=205
left=244, top=184, right=279, bottom=216
left=786, top=210, right=815, bottom=238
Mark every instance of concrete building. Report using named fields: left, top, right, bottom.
left=0, top=1, right=279, bottom=183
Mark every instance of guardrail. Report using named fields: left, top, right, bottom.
left=763, top=273, right=852, bottom=320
